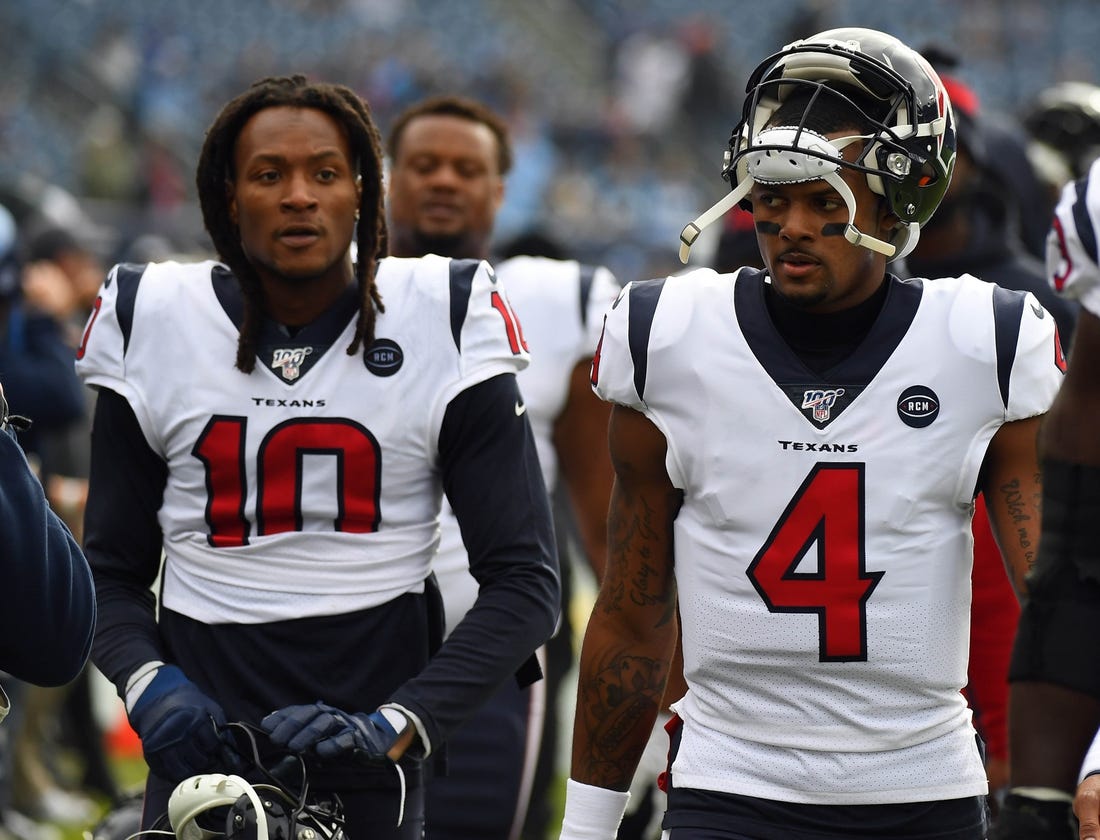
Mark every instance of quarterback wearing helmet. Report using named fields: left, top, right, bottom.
left=679, top=27, right=955, bottom=265
left=558, top=28, right=1062, bottom=840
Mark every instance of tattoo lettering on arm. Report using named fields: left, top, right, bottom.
left=999, top=473, right=1042, bottom=575
left=602, top=490, right=678, bottom=623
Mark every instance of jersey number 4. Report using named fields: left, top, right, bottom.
left=746, top=463, right=884, bottom=662
left=194, top=415, right=382, bottom=547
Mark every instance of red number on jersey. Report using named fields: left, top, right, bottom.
left=194, top=416, right=382, bottom=547
left=490, top=290, right=528, bottom=354
left=590, top=322, right=606, bottom=387
left=75, top=295, right=103, bottom=360
left=1049, top=216, right=1072, bottom=293
left=747, top=463, right=884, bottom=662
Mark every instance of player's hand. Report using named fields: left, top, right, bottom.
left=1077, top=775, right=1100, bottom=840
left=127, top=664, right=238, bottom=782
left=261, top=702, right=400, bottom=762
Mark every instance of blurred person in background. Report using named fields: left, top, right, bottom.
left=0, top=375, right=96, bottom=839
left=0, top=203, right=96, bottom=839
left=385, top=94, right=619, bottom=840
left=16, top=223, right=123, bottom=815
left=990, top=154, right=1100, bottom=840
left=0, top=202, right=94, bottom=836
left=903, top=64, right=1077, bottom=815
left=1023, top=81, right=1100, bottom=239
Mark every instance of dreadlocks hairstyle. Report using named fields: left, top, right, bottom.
left=196, top=74, right=388, bottom=373
left=386, top=95, right=514, bottom=176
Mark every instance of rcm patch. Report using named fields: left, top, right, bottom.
left=896, top=385, right=940, bottom=428
left=365, top=338, right=403, bottom=377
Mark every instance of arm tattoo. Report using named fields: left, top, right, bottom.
left=576, top=652, right=666, bottom=786
left=604, top=492, right=676, bottom=623
left=999, top=474, right=1042, bottom=574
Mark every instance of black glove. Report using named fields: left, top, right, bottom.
left=261, top=701, right=401, bottom=761
left=127, top=664, right=237, bottom=781
left=988, top=792, right=1078, bottom=839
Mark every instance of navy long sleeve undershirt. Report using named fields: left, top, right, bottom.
left=83, top=373, right=558, bottom=749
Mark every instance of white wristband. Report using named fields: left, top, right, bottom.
left=559, top=778, right=631, bottom=840
left=379, top=702, right=432, bottom=756
left=124, top=660, right=165, bottom=713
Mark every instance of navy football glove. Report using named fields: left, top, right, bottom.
left=127, top=664, right=237, bottom=782
left=261, top=702, right=400, bottom=762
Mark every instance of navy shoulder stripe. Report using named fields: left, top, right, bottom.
left=113, top=263, right=147, bottom=354
left=1073, top=176, right=1098, bottom=266
left=211, top=264, right=245, bottom=330
left=578, top=264, right=596, bottom=328
left=627, top=278, right=666, bottom=400
left=449, top=259, right=481, bottom=351
left=991, top=284, right=1027, bottom=411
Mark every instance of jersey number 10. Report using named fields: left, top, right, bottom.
left=193, top=415, right=382, bottom=547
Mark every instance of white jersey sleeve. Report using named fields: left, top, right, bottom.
left=407, top=256, right=532, bottom=437
left=592, top=267, right=724, bottom=410
left=1047, top=157, right=1100, bottom=317
left=77, top=260, right=227, bottom=454
left=583, top=264, right=622, bottom=353
left=947, top=274, right=1065, bottom=422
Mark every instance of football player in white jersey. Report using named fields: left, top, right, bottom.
left=75, top=75, right=559, bottom=840
left=557, top=29, right=1065, bottom=840
left=990, top=156, right=1100, bottom=840
left=384, top=95, right=619, bottom=839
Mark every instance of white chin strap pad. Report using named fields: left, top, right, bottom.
left=679, top=126, right=896, bottom=263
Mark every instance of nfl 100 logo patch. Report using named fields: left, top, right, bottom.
left=271, top=347, right=313, bottom=382
left=802, top=388, right=846, bottom=423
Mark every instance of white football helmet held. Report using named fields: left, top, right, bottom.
left=165, top=724, right=347, bottom=840
left=679, top=27, right=957, bottom=264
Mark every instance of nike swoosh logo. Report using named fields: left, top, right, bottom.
left=514, top=401, right=527, bottom=417
left=1031, top=303, right=1045, bottom=318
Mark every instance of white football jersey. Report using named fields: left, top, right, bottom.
left=76, top=255, right=527, bottom=624
left=593, top=268, right=1063, bottom=805
left=1048, top=156, right=1100, bottom=317
left=434, top=256, right=619, bottom=637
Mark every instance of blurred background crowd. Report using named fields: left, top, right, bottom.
left=0, top=1, right=1099, bottom=839
left=2, top=0, right=1099, bottom=281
